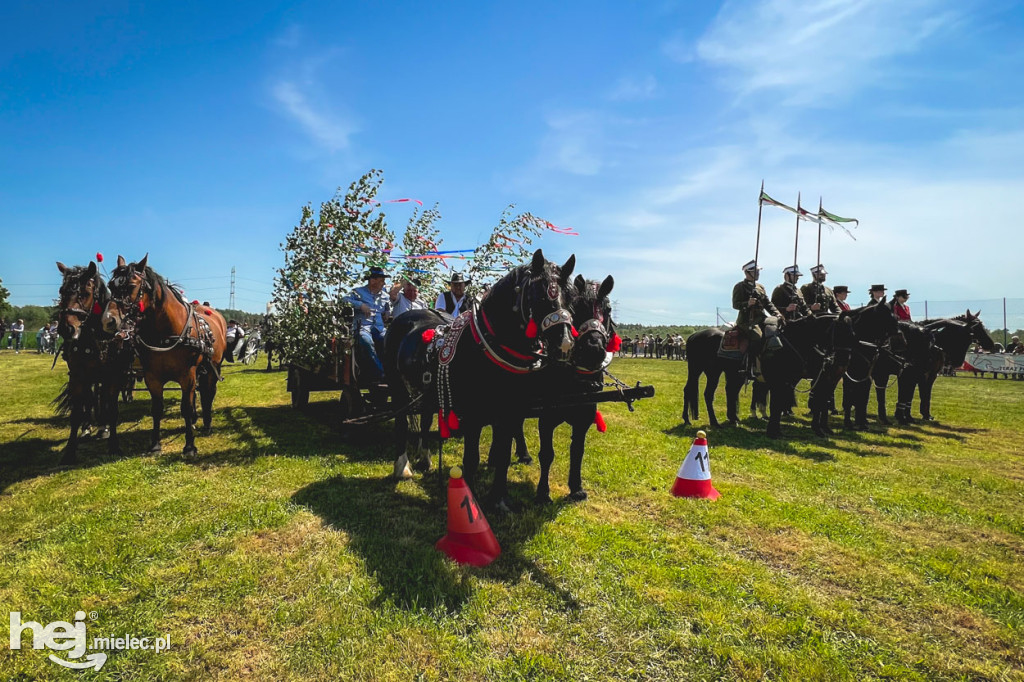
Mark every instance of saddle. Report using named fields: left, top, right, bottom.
left=717, top=328, right=747, bottom=360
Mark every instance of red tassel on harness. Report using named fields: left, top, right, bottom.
left=570, top=326, right=579, bottom=338
left=606, top=333, right=622, bottom=353
left=438, top=411, right=451, bottom=439
left=192, top=299, right=200, bottom=305
left=525, top=318, right=538, bottom=339
left=594, top=410, right=607, bottom=433
left=92, top=302, right=102, bottom=315
left=204, top=309, right=212, bottom=315
left=421, top=329, right=436, bottom=344
left=446, top=410, right=460, bottom=431
left=138, top=300, right=145, bottom=313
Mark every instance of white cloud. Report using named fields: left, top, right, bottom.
left=607, top=75, right=658, bottom=101
left=696, top=0, right=964, bottom=101
left=537, top=111, right=606, bottom=176
left=271, top=80, right=356, bottom=153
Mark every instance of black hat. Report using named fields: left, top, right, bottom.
left=869, top=284, right=886, bottom=293
left=833, top=285, right=849, bottom=294
left=365, top=266, right=389, bottom=280
left=895, top=289, right=909, bottom=298
left=448, top=272, right=469, bottom=285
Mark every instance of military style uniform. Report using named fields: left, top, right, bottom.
left=800, top=281, right=839, bottom=315
left=772, top=281, right=812, bottom=322
left=733, top=278, right=781, bottom=341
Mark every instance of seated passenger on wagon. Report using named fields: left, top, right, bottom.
left=225, top=320, right=245, bottom=362
left=389, top=276, right=428, bottom=318
left=435, top=272, right=470, bottom=316
left=342, top=266, right=392, bottom=383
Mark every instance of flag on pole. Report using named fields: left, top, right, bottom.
left=819, top=208, right=859, bottom=226
left=817, top=206, right=858, bottom=240
left=759, top=190, right=798, bottom=215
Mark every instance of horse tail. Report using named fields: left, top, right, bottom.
left=52, top=381, right=73, bottom=416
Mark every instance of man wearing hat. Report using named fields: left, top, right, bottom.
left=435, top=272, right=470, bottom=316
left=390, top=276, right=427, bottom=318
left=733, top=259, right=783, bottom=360
left=893, top=289, right=912, bottom=321
left=772, top=265, right=812, bottom=322
left=833, top=285, right=851, bottom=311
left=801, top=264, right=839, bottom=316
left=866, top=284, right=887, bottom=307
left=342, top=266, right=392, bottom=382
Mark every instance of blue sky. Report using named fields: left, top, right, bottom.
left=2, top=0, right=1023, bottom=325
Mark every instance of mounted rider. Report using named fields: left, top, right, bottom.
left=732, top=260, right=783, bottom=375
left=772, top=265, right=812, bottom=322
left=800, top=264, right=839, bottom=315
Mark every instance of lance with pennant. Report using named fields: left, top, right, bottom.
left=816, top=196, right=823, bottom=267
left=755, top=180, right=764, bottom=268
left=793, top=192, right=801, bottom=267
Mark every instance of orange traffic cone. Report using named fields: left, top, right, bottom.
left=671, top=430, right=720, bottom=500
left=436, top=466, right=501, bottom=566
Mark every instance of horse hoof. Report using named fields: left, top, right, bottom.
left=149, top=443, right=162, bottom=454
left=182, top=445, right=198, bottom=458
left=515, top=451, right=533, bottom=465
left=490, top=496, right=521, bottom=515
left=100, top=427, right=110, bottom=440
left=393, top=455, right=413, bottom=480
left=413, top=455, right=431, bottom=473
left=568, top=489, right=588, bottom=502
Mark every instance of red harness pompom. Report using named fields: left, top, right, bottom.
left=525, top=318, right=538, bottom=339
left=92, top=302, right=102, bottom=315
left=138, top=300, right=145, bottom=313
left=446, top=411, right=459, bottom=431
left=421, top=329, right=436, bottom=344
left=570, top=325, right=579, bottom=338
left=606, top=333, right=622, bottom=353
left=438, top=411, right=451, bottom=439
left=594, top=410, right=607, bottom=433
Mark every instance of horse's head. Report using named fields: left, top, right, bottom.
left=56, top=260, right=105, bottom=341
left=570, top=274, right=616, bottom=372
left=964, top=309, right=996, bottom=351
left=102, top=254, right=152, bottom=334
left=521, top=249, right=576, bottom=363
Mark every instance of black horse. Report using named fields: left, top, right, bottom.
left=681, top=327, right=747, bottom=427
left=53, top=261, right=131, bottom=463
left=908, top=312, right=994, bottom=421
left=384, top=249, right=577, bottom=510
left=530, top=274, right=617, bottom=505
left=842, top=320, right=934, bottom=428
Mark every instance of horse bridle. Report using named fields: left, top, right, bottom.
left=108, top=268, right=152, bottom=323
left=572, top=281, right=614, bottom=373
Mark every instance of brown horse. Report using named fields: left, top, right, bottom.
left=101, top=255, right=227, bottom=457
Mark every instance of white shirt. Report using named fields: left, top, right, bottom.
left=435, top=291, right=468, bottom=315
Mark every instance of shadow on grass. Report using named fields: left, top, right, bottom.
left=0, top=401, right=154, bottom=494
left=293, top=472, right=580, bottom=614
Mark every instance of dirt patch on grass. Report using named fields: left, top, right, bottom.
left=236, top=514, right=332, bottom=556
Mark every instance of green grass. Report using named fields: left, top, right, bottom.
left=1, top=352, right=1022, bottom=680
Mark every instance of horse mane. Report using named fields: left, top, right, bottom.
left=59, top=265, right=109, bottom=306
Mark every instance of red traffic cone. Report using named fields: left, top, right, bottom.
left=436, top=466, right=501, bottom=566
left=671, top=430, right=720, bottom=500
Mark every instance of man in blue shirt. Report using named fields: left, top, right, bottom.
left=342, top=266, right=392, bottom=382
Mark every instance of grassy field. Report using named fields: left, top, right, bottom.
left=1, top=351, right=1022, bottom=681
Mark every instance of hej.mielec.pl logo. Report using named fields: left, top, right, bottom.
left=9, top=611, right=171, bottom=671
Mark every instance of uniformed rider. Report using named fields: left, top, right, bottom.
left=733, top=259, right=783, bottom=360
left=800, top=264, right=839, bottom=315
left=772, top=265, right=812, bottom=322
